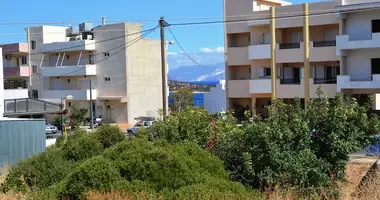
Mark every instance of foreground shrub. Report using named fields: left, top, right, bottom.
left=62, top=132, right=104, bottom=161
left=93, top=124, right=125, bottom=148
left=57, top=156, right=121, bottom=199
left=1, top=147, right=77, bottom=192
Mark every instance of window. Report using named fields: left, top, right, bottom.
left=66, top=55, right=70, bottom=59
left=104, top=52, right=110, bottom=56
left=263, top=33, right=271, bottom=44
left=372, top=58, right=380, bottom=74
left=31, top=41, right=36, bottom=50
left=68, top=102, right=72, bottom=107
left=291, top=32, right=303, bottom=43
left=67, top=79, right=71, bottom=83
left=264, top=68, right=271, bottom=77
left=32, top=65, right=37, bottom=74
left=31, top=90, right=38, bottom=98
left=372, top=19, right=380, bottom=33
left=89, top=54, right=93, bottom=64
left=104, top=77, right=111, bottom=81
left=21, top=56, right=27, bottom=65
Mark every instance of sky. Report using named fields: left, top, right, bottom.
left=0, top=0, right=324, bottom=69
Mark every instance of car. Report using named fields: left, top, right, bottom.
left=126, top=121, right=155, bottom=136
left=45, top=123, right=58, bottom=134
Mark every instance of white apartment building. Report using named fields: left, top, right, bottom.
left=27, top=22, right=163, bottom=124
left=224, top=0, right=380, bottom=117
left=204, top=80, right=227, bottom=114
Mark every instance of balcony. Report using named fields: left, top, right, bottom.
left=40, top=40, right=95, bottom=53
left=336, top=33, right=380, bottom=56
left=40, top=65, right=96, bottom=77
left=314, top=78, right=337, bottom=84
left=279, top=43, right=301, bottom=49
left=276, top=43, right=302, bottom=63
left=41, top=89, right=97, bottom=101
left=280, top=78, right=301, bottom=85
left=310, top=41, right=339, bottom=62
left=227, top=47, right=250, bottom=66
left=337, top=75, right=380, bottom=91
left=249, top=44, right=270, bottom=60
left=4, top=89, right=29, bottom=100
left=227, top=80, right=250, bottom=98
left=249, top=79, right=271, bottom=94
left=3, top=66, right=30, bottom=78
left=247, top=78, right=336, bottom=98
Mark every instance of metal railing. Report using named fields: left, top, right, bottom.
left=4, top=98, right=62, bottom=116
left=313, top=78, right=337, bottom=84
left=279, top=43, right=301, bottom=49
left=313, top=40, right=336, bottom=47
left=4, top=80, right=27, bottom=89
left=280, top=78, right=301, bottom=84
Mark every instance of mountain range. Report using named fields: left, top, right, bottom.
left=168, top=63, right=225, bottom=82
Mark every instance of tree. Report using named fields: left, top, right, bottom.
left=170, top=88, right=194, bottom=112
left=69, top=106, right=88, bottom=130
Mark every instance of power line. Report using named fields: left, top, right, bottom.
left=167, top=26, right=206, bottom=68
left=26, top=26, right=158, bottom=57
left=58, top=26, right=158, bottom=77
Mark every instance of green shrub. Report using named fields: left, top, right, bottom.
left=62, top=132, right=104, bottom=161
left=104, top=138, right=234, bottom=192
left=1, top=147, right=77, bottom=192
left=55, top=135, right=65, bottom=148
left=93, top=124, right=125, bottom=148
left=57, top=156, right=121, bottom=199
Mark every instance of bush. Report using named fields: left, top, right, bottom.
left=103, top=138, right=247, bottom=194
left=62, top=132, right=104, bottom=161
left=57, top=156, right=121, bottom=199
left=55, top=135, right=65, bottom=148
left=93, top=124, right=125, bottom=148
left=1, top=147, right=77, bottom=192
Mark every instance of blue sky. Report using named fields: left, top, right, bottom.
left=0, top=0, right=323, bottom=68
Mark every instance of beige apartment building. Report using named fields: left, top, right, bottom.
left=224, top=0, right=380, bottom=117
left=26, top=22, right=163, bottom=125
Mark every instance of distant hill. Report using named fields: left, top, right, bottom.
left=168, top=63, right=225, bottom=82
left=168, top=80, right=217, bottom=92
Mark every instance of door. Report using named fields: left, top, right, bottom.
left=372, top=19, right=380, bottom=33
left=291, top=32, right=303, bottom=43
left=293, top=67, right=300, bottom=83
left=263, top=33, right=271, bottom=44
left=371, top=58, right=380, bottom=75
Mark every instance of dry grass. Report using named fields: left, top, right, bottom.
left=352, top=164, right=380, bottom=199
left=0, top=165, right=25, bottom=200
left=340, top=161, right=373, bottom=200
left=86, top=191, right=163, bottom=200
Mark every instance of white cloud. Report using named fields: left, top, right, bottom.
left=167, top=52, right=177, bottom=56
left=200, top=48, right=213, bottom=53
left=199, top=46, right=225, bottom=53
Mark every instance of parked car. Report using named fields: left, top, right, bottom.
left=45, top=123, right=58, bottom=134
left=126, top=121, right=155, bottom=136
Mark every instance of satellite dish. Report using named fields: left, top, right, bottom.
left=66, top=95, right=73, bottom=100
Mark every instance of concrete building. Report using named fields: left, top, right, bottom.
left=204, top=80, right=227, bottom=114
left=27, top=22, right=163, bottom=125
left=224, top=0, right=380, bottom=117
left=0, top=43, right=30, bottom=100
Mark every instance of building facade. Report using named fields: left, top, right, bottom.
left=224, top=0, right=380, bottom=117
left=204, top=80, right=227, bottom=114
left=26, top=22, right=163, bottom=125
left=0, top=43, right=30, bottom=100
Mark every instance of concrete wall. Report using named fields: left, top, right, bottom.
left=4, top=89, right=29, bottom=100
left=345, top=9, right=380, bottom=40
left=204, top=81, right=227, bottom=114
left=346, top=48, right=380, bottom=81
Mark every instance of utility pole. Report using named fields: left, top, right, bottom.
left=304, top=3, right=310, bottom=110
left=89, top=78, right=94, bottom=131
left=159, top=17, right=168, bottom=119
left=270, top=7, right=277, bottom=101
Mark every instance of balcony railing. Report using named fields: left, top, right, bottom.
left=314, top=78, right=337, bottom=84
left=280, top=78, right=301, bottom=84
left=313, top=40, right=336, bottom=47
left=279, top=43, right=301, bottom=49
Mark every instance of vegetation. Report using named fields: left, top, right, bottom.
left=1, top=91, right=379, bottom=199
left=69, top=106, right=88, bottom=129
left=169, top=88, right=194, bottom=112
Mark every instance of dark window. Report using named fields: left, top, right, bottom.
left=372, top=19, right=380, bottom=33
left=31, top=90, right=38, bottom=98
left=371, top=58, right=380, bottom=74
left=66, top=55, right=70, bottom=59
left=67, top=79, right=71, bottom=83
left=104, top=77, right=111, bottom=81
left=264, top=68, right=271, bottom=77
left=21, top=56, right=27, bottom=65
left=31, top=41, right=36, bottom=50
left=68, top=102, right=72, bottom=107
left=104, top=52, right=110, bottom=56
left=32, top=65, right=37, bottom=74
